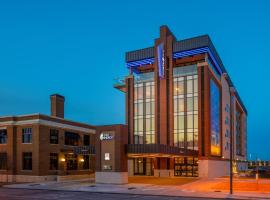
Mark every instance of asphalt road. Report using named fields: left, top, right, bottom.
left=0, top=188, right=222, bottom=200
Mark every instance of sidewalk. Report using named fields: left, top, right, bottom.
left=3, top=178, right=270, bottom=200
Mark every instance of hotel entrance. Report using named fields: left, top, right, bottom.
left=134, top=158, right=154, bottom=176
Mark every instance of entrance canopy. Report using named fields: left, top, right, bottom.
left=126, top=144, right=198, bottom=158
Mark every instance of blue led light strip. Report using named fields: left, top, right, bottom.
left=126, top=47, right=222, bottom=75
left=173, top=47, right=222, bottom=75
left=126, top=57, right=155, bottom=68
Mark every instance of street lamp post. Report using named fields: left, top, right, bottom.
left=221, top=74, right=236, bottom=195
left=229, top=86, right=235, bottom=195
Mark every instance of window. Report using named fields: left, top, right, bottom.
left=236, top=108, right=242, bottom=155
left=23, top=152, right=32, bottom=170
left=225, top=116, right=229, bottom=125
left=225, top=104, right=229, bottom=112
left=65, top=132, right=80, bottom=146
left=173, top=70, right=198, bottom=151
left=0, top=153, right=7, bottom=170
left=83, top=135, right=90, bottom=146
left=22, top=128, right=32, bottom=143
left=83, top=155, right=90, bottom=170
left=0, top=129, right=7, bottom=144
left=226, top=142, right=230, bottom=151
left=134, top=76, right=155, bottom=144
left=50, top=129, right=59, bottom=144
left=49, top=153, right=58, bottom=170
left=225, top=129, right=229, bottom=137
left=210, top=80, right=221, bottom=156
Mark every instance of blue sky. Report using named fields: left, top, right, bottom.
left=0, top=0, right=269, bottom=160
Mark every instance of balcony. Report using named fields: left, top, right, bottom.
left=113, top=77, right=126, bottom=92
left=73, top=145, right=95, bottom=155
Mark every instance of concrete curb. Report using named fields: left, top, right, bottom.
left=3, top=184, right=270, bottom=200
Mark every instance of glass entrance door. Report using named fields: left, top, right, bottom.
left=134, top=158, right=145, bottom=175
left=134, top=158, right=153, bottom=176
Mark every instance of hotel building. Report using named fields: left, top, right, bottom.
left=0, top=26, right=248, bottom=183
left=115, top=26, right=247, bottom=178
left=0, top=94, right=95, bottom=182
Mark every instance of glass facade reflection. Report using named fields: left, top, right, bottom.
left=173, top=65, right=198, bottom=151
left=210, top=79, right=221, bottom=156
left=134, top=72, right=155, bottom=144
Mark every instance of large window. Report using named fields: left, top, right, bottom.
left=173, top=66, right=198, bottom=151
left=22, top=152, right=32, bottom=170
left=210, top=79, right=221, bottom=156
left=22, top=128, right=32, bottom=143
left=0, top=153, right=7, bottom=170
left=134, top=73, right=155, bottom=144
left=49, top=153, right=58, bottom=170
left=0, top=129, right=7, bottom=144
left=50, top=129, right=59, bottom=144
left=65, top=132, right=80, bottom=146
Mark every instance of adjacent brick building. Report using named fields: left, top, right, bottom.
left=0, top=94, right=95, bottom=182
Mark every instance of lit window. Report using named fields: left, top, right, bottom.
left=173, top=67, right=198, bottom=151
left=134, top=79, right=155, bottom=144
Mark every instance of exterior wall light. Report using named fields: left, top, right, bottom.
left=80, top=158, right=85, bottom=162
left=60, top=158, right=66, bottom=162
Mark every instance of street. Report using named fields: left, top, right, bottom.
left=0, top=188, right=221, bottom=200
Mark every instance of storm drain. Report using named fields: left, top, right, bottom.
left=88, top=185, right=96, bottom=187
left=128, top=187, right=136, bottom=190
left=29, top=184, right=40, bottom=186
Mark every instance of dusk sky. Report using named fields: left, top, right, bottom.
left=0, top=0, right=269, bottom=160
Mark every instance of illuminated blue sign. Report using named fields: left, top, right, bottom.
left=157, top=43, right=165, bottom=79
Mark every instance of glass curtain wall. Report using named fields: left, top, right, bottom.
left=210, top=79, right=221, bottom=156
left=173, top=65, right=198, bottom=151
left=134, top=73, right=155, bottom=144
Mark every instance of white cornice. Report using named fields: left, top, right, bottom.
left=0, top=119, right=95, bottom=134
